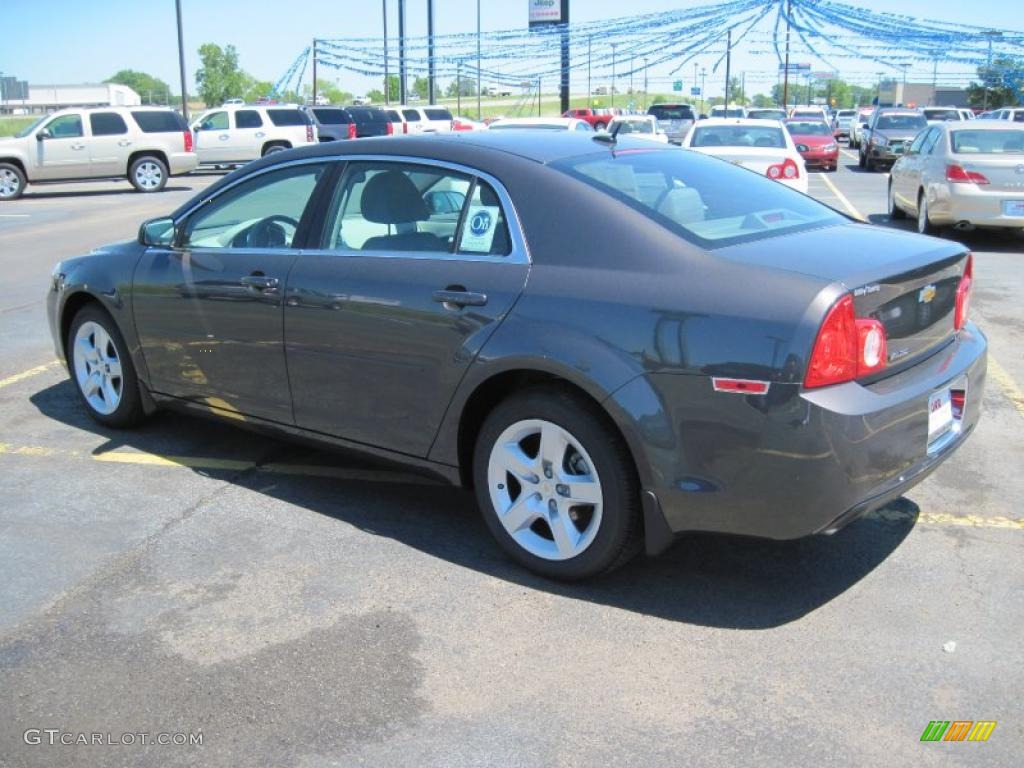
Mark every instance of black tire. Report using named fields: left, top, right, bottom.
left=128, top=155, right=169, bottom=193
left=472, top=385, right=642, bottom=581
left=858, top=149, right=866, bottom=168
left=917, top=191, right=938, bottom=236
left=0, top=162, right=26, bottom=200
left=888, top=181, right=906, bottom=219
left=67, top=304, right=145, bottom=428
left=262, top=142, right=289, bottom=157
left=865, top=154, right=876, bottom=172
left=594, top=122, right=607, bottom=131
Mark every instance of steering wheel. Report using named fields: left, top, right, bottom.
left=237, top=214, right=300, bottom=248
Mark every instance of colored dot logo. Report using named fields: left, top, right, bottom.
left=470, top=211, right=492, bottom=236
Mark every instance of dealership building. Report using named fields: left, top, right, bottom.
left=0, top=82, right=141, bottom=115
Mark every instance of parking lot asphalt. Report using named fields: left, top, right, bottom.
left=1, top=154, right=1022, bottom=767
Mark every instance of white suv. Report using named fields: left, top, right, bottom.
left=396, top=105, right=454, bottom=134
left=0, top=107, right=198, bottom=200
left=189, top=105, right=317, bottom=165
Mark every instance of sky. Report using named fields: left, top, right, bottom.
left=3, top=0, right=1023, bottom=101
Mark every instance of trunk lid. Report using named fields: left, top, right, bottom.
left=717, top=223, right=969, bottom=371
left=952, top=153, right=1024, bottom=192
left=690, top=146, right=792, bottom=176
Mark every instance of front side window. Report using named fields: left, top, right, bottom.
left=322, top=162, right=511, bottom=256
left=553, top=149, right=841, bottom=248
left=402, top=109, right=420, bottom=122
left=182, top=163, right=327, bottom=250
left=908, top=128, right=932, bottom=154
left=921, top=128, right=942, bottom=155
left=198, top=111, right=228, bottom=131
left=90, top=112, right=128, bottom=136
left=45, top=114, right=83, bottom=138
left=235, top=110, right=263, bottom=129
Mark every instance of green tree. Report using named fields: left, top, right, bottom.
left=967, top=57, right=1022, bottom=109
left=301, top=79, right=352, bottom=105
left=445, top=78, right=477, bottom=98
left=243, top=80, right=273, bottom=103
left=105, top=69, right=172, bottom=105
left=366, top=89, right=385, bottom=103
left=751, top=93, right=775, bottom=108
left=195, top=43, right=249, bottom=107
left=650, top=94, right=667, bottom=105
left=725, top=77, right=745, bottom=105
left=412, top=76, right=430, bottom=101
left=386, top=75, right=400, bottom=102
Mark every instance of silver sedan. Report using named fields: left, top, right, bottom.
left=888, top=121, right=1024, bottom=235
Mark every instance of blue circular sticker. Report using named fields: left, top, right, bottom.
left=470, top=210, right=492, bottom=236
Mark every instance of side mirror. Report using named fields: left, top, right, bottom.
left=139, top=217, right=176, bottom=247
left=36, top=129, right=52, bottom=141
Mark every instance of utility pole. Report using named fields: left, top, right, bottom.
left=643, top=57, right=648, bottom=110
left=900, top=62, right=909, bottom=105
left=587, top=36, right=592, bottom=109
left=700, top=68, right=706, bottom=115
left=982, top=31, right=1003, bottom=111
left=876, top=71, right=884, bottom=105
left=457, top=61, right=462, bottom=114
left=724, top=29, right=732, bottom=114
left=398, top=0, right=407, bottom=104
left=383, top=0, right=390, bottom=104
left=312, top=38, right=318, bottom=105
left=427, top=0, right=435, bottom=104
left=558, top=0, right=570, bottom=115
left=630, top=56, right=634, bottom=99
left=175, top=0, right=188, bottom=119
left=693, top=62, right=698, bottom=107
left=611, top=42, right=617, bottom=108
left=782, top=0, right=792, bottom=108
left=476, top=0, right=481, bottom=120
left=931, top=57, right=938, bottom=106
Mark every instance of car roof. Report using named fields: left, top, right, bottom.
left=694, top=118, right=783, bottom=127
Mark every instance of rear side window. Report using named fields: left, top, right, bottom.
left=131, top=110, right=188, bottom=133
left=384, top=110, right=403, bottom=123
left=235, top=110, right=263, bottom=129
left=424, top=108, right=453, bottom=121
left=312, top=108, right=351, bottom=124
left=402, top=109, right=421, bottom=121
left=552, top=149, right=840, bottom=249
left=346, top=107, right=386, bottom=123
left=266, top=109, right=310, bottom=127
left=90, top=112, right=128, bottom=136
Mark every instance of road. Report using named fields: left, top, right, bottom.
left=0, top=152, right=1021, bottom=767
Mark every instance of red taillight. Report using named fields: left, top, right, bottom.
left=766, top=157, right=800, bottom=181
left=403, top=122, right=408, bottom=134
left=183, top=130, right=193, bottom=153
left=385, top=120, right=394, bottom=136
left=347, top=123, right=357, bottom=140
left=804, top=294, right=889, bottom=388
left=306, top=125, right=314, bottom=142
left=945, top=164, right=989, bottom=185
left=954, top=253, right=973, bottom=331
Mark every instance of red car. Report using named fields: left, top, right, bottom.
left=784, top=119, right=839, bottom=172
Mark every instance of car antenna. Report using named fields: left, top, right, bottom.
left=592, top=122, right=623, bottom=145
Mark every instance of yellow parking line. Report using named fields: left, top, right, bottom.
left=0, top=361, right=61, bottom=390
left=820, top=172, right=867, bottom=221
left=871, top=506, right=1024, bottom=530
left=988, top=356, right=1024, bottom=419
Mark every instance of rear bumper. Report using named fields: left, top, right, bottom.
left=610, top=324, right=986, bottom=544
left=800, top=149, right=839, bottom=167
left=927, top=183, right=1024, bottom=229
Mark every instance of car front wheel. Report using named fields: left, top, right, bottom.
left=917, top=191, right=938, bottom=236
left=473, top=386, right=642, bottom=580
left=0, top=162, right=26, bottom=200
left=888, top=181, right=906, bottom=219
left=68, top=305, right=144, bottom=427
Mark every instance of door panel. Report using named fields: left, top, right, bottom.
left=132, top=161, right=330, bottom=422
left=88, top=111, right=132, bottom=177
left=192, top=110, right=238, bottom=163
left=32, top=113, right=89, bottom=180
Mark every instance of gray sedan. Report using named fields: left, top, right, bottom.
left=47, top=132, right=986, bottom=580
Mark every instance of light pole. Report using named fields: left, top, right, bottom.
left=876, top=71, right=884, bottom=106
left=476, top=0, right=481, bottom=120
left=700, top=68, right=706, bottom=115
left=643, top=57, right=648, bottom=110
left=900, top=62, right=909, bottom=106
left=587, top=36, right=592, bottom=108
left=982, top=30, right=1003, bottom=111
left=174, top=0, right=188, bottom=118
left=611, top=43, right=617, bottom=108
left=693, top=62, right=698, bottom=106
left=630, top=56, right=634, bottom=99
left=383, top=0, right=389, bottom=104
left=723, top=29, right=732, bottom=114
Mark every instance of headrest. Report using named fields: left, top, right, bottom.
left=361, top=171, right=429, bottom=224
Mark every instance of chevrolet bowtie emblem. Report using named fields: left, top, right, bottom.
left=919, top=284, right=937, bottom=304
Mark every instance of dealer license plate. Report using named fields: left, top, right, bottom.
left=928, top=388, right=953, bottom=443
left=1003, top=200, right=1024, bottom=216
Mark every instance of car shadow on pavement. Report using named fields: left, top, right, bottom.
left=20, top=186, right=196, bottom=200
left=30, top=379, right=918, bottom=630
left=867, top=213, right=1024, bottom=254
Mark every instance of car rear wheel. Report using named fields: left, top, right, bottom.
left=473, top=386, right=641, bottom=580
left=0, top=162, right=26, bottom=200
left=129, top=156, right=168, bottom=193
left=594, top=122, right=606, bottom=131
left=68, top=305, right=144, bottom=427
left=888, top=181, right=906, bottom=219
left=917, top=191, right=938, bottom=235
left=262, top=142, right=289, bottom=156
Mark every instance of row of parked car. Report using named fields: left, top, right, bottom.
left=0, top=102, right=463, bottom=200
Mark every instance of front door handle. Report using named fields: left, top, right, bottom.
left=219, top=134, right=230, bottom=141
left=240, top=275, right=280, bottom=291
left=118, top=139, right=133, bottom=147
left=255, top=131, right=266, bottom=138
left=433, top=288, right=488, bottom=308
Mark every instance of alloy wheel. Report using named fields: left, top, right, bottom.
left=0, top=168, right=22, bottom=198
left=134, top=162, right=164, bottom=191
left=486, top=418, right=604, bottom=561
left=72, top=321, right=123, bottom=415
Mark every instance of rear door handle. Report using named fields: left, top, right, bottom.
left=118, top=140, right=133, bottom=147
left=432, top=289, right=488, bottom=308
left=219, top=134, right=230, bottom=141
left=255, top=131, right=266, bottom=138
left=240, top=275, right=280, bottom=291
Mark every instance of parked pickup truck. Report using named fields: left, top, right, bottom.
left=563, top=108, right=618, bottom=131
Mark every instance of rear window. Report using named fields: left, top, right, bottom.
left=402, top=109, right=421, bottom=121
left=424, top=108, right=453, bottom=121
left=266, top=109, right=311, bottom=127
left=346, top=107, right=386, bottom=123
left=384, top=110, right=403, bottom=122
left=951, top=129, right=1024, bottom=153
left=131, top=110, right=188, bottom=133
left=648, top=105, right=694, bottom=120
left=785, top=121, right=831, bottom=136
left=552, top=149, right=840, bottom=248
left=924, top=109, right=959, bottom=121
left=90, top=112, right=128, bottom=136
left=747, top=109, right=787, bottom=120
left=312, top=108, right=351, bottom=124
left=691, top=125, right=786, bottom=148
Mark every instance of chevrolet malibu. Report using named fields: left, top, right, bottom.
left=47, top=132, right=986, bottom=580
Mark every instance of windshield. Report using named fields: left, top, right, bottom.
left=552, top=149, right=840, bottom=248
left=747, top=110, right=786, bottom=120
left=649, top=106, right=694, bottom=120
left=951, top=129, right=1024, bottom=153
left=691, top=125, right=786, bottom=148
left=786, top=121, right=831, bottom=136
left=312, top=108, right=349, bottom=124
left=876, top=114, right=927, bottom=131
left=15, top=115, right=48, bottom=138
left=924, top=109, right=959, bottom=121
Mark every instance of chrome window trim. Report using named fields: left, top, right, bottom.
left=173, top=153, right=531, bottom=265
